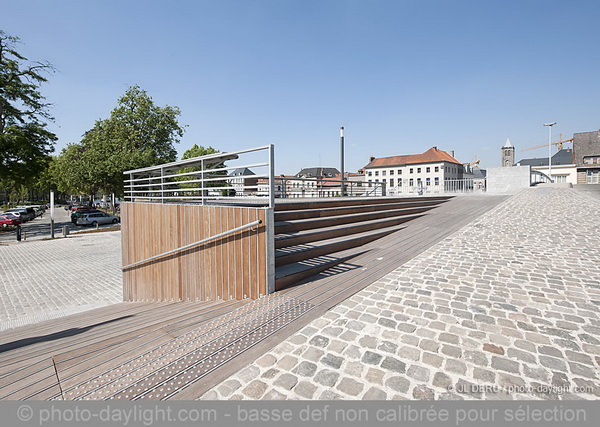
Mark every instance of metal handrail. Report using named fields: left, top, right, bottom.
left=122, top=219, right=262, bottom=270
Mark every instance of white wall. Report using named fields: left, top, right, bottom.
left=487, top=166, right=531, bottom=194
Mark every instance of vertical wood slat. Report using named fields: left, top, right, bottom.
left=121, top=202, right=268, bottom=302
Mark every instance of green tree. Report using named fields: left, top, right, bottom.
left=0, top=31, right=56, bottom=184
left=177, top=144, right=227, bottom=190
left=55, top=86, right=184, bottom=199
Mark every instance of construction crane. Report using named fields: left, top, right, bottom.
left=521, top=133, right=574, bottom=152
left=465, top=156, right=480, bottom=167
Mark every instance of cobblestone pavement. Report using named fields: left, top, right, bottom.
left=0, top=231, right=122, bottom=330
left=201, top=188, right=600, bottom=400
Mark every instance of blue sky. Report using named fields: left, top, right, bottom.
left=4, top=0, right=600, bottom=174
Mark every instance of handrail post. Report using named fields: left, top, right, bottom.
left=160, top=167, right=165, bottom=204
left=129, top=173, right=134, bottom=202
left=266, top=144, right=275, bottom=294
left=201, top=159, right=205, bottom=205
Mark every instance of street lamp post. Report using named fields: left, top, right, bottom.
left=544, top=122, right=556, bottom=182
left=340, top=127, right=345, bottom=197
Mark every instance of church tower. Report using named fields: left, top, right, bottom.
left=501, top=138, right=515, bottom=167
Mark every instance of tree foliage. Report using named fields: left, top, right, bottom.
left=54, top=85, right=184, bottom=198
left=0, top=31, right=56, bottom=184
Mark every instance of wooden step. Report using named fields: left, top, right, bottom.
left=275, top=249, right=367, bottom=291
left=275, top=213, right=422, bottom=249
left=274, top=199, right=444, bottom=221
left=274, top=196, right=452, bottom=211
left=275, top=225, right=403, bottom=267
left=275, top=205, right=435, bottom=234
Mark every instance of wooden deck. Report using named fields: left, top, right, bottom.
left=0, top=195, right=508, bottom=400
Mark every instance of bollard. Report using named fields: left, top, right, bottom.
left=62, top=225, right=70, bottom=237
left=16, top=225, right=21, bottom=242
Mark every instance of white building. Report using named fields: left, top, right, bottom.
left=516, top=149, right=577, bottom=184
left=363, top=147, right=464, bottom=194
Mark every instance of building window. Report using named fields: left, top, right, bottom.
left=383, top=178, right=386, bottom=183
left=368, top=179, right=372, bottom=183
left=398, top=170, right=402, bottom=175
left=398, top=178, right=402, bottom=186
left=410, top=168, right=414, bottom=174
left=417, top=168, right=421, bottom=173
left=583, top=156, right=600, bottom=165
left=426, top=167, right=431, bottom=173
left=426, top=177, right=431, bottom=186
left=382, top=171, right=386, bottom=176
left=390, top=170, right=394, bottom=175
left=368, top=171, right=372, bottom=177
left=389, top=179, right=394, bottom=187
left=435, top=166, right=439, bottom=172
left=409, top=178, right=414, bottom=186
left=435, top=177, right=439, bottom=185
left=375, top=171, right=379, bottom=176
left=375, top=179, right=379, bottom=182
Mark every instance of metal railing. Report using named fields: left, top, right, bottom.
left=122, top=219, right=262, bottom=270
left=387, top=178, right=478, bottom=195
left=272, top=177, right=386, bottom=198
left=124, top=145, right=275, bottom=208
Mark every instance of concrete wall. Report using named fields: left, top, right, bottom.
left=487, top=165, right=531, bottom=194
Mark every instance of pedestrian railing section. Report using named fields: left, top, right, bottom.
left=124, top=145, right=275, bottom=208
left=272, top=177, right=386, bottom=198
left=388, top=178, right=478, bottom=195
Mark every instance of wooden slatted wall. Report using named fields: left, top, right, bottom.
left=122, top=202, right=268, bottom=302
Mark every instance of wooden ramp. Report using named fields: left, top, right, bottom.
left=0, top=195, right=508, bottom=400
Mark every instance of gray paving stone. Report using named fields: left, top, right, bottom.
left=363, top=386, right=387, bottom=400
left=539, top=355, right=568, bottom=372
left=491, top=356, right=520, bottom=374
left=293, top=361, right=318, bottom=377
left=273, top=373, right=298, bottom=391
left=314, top=369, right=340, bottom=387
left=362, top=351, right=383, bottom=365
left=336, top=377, right=364, bottom=396
left=242, top=380, right=268, bottom=399
left=385, top=376, right=410, bottom=393
left=432, top=372, right=452, bottom=389
left=294, top=381, right=318, bottom=399
left=407, top=365, right=430, bottom=382
left=381, top=356, right=407, bottom=374
left=309, top=335, right=330, bottom=348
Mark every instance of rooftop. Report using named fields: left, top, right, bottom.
left=364, top=147, right=462, bottom=169
left=517, top=148, right=574, bottom=167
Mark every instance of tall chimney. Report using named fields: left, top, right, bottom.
left=370, top=156, right=376, bottom=162
left=450, top=150, right=455, bottom=158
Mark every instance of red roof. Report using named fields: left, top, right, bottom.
left=364, top=147, right=461, bottom=168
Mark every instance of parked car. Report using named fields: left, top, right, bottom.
left=71, top=208, right=101, bottom=224
left=0, top=214, right=23, bottom=228
left=76, top=212, right=120, bottom=226
left=1, top=211, right=23, bottom=220
left=5, top=208, right=35, bottom=222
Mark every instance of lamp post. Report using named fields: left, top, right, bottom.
left=340, top=127, right=345, bottom=197
left=544, top=122, right=556, bottom=182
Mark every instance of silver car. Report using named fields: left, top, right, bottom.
left=76, top=212, right=120, bottom=226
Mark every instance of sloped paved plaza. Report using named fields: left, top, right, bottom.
left=201, top=188, right=600, bottom=400
left=0, top=231, right=122, bottom=330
